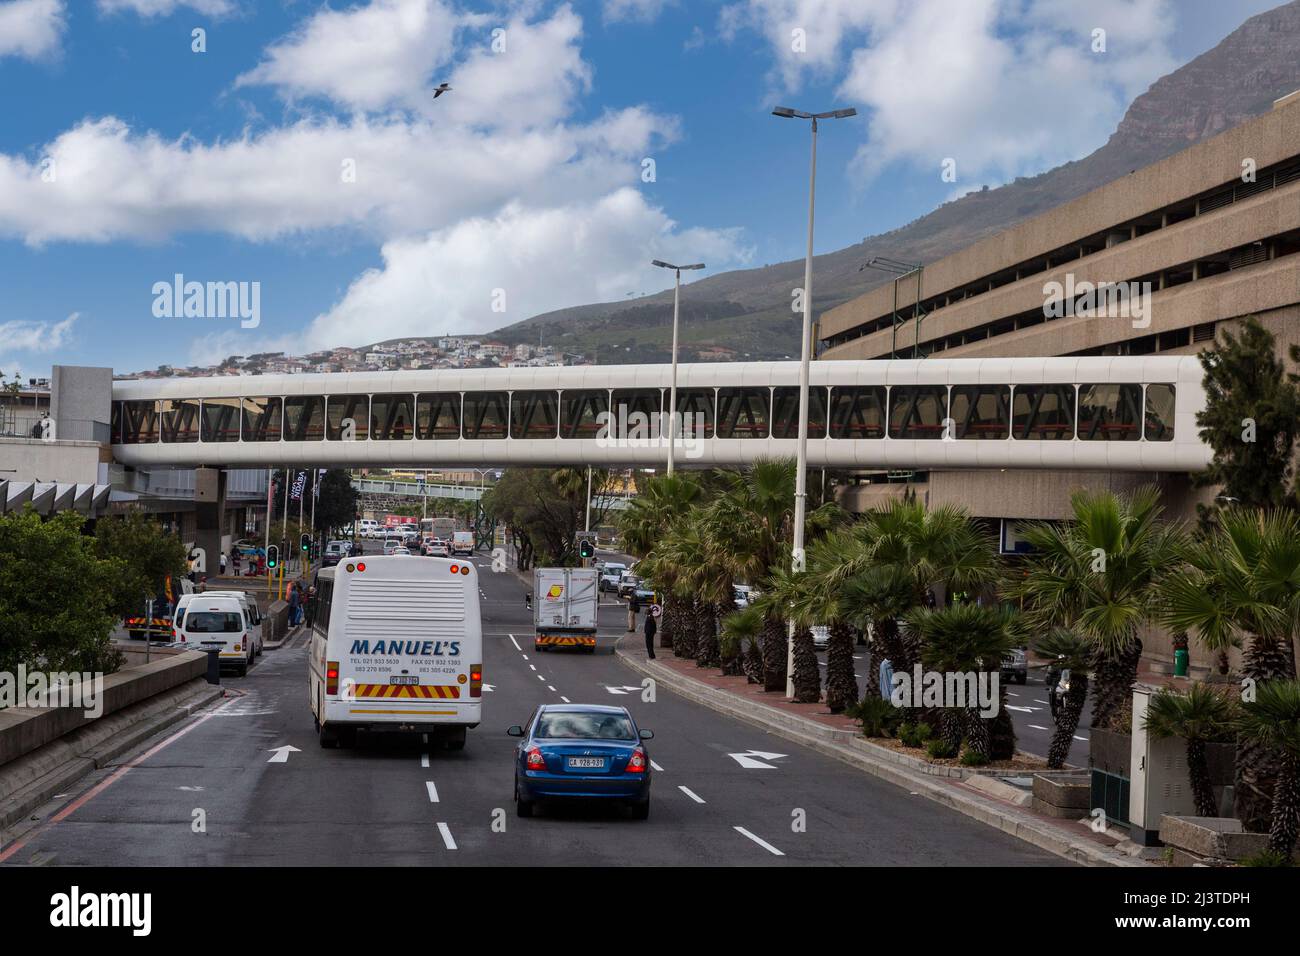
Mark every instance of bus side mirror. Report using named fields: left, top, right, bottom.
left=506, top=725, right=524, bottom=737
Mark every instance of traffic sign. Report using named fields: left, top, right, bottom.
left=650, top=603, right=662, bottom=618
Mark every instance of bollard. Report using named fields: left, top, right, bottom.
left=204, top=647, right=222, bottom=685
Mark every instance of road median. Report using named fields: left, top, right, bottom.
left=616, top=636, right=1142, bottom=867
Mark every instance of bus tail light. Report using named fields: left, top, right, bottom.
left=526, top=747, right=546, bottom=771
left=470, top=665, right=482, bottom=698
left=326, top=661, right=340, bottom=695
left=625, top=747, right=647, bottom=773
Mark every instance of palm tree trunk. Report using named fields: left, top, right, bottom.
left=1185, top=738, right=1218, bottom=818
left=964, top=708, right=992, bottom=761
left=1267, top=752, right=1299, bottom=858
left=659, top=595, right=677, bottom=649
left=861, top=631, right=881, bottom=701
left=761, top=611, right=787, bottom=692
left=673, top=599, right=698, bottom=659
left=695, top=602, right=719, bottom=668
left=1090, top=638, right=1142, bottom=731
left=1046, top=674, right=1088, bottom=769
left=1237, top=635, right=1296, bottom=832
left=989, top=680, right=1016, bottom=761
left=824, top=620, right=859, bottom=713
left=743, top=637, right=764, bottom=684
left=940, top=710, right=964, bottom=753
left=791, top=627, right=820, bottom=703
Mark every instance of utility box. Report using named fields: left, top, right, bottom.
left=533, top=567, right=599, bottom=653
left=1128, top=684, right=1198, bottom=846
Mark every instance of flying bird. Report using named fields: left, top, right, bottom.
left=433, top=83, right=452, bottom=99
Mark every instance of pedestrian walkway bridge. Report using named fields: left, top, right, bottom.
left=109, top=357, right=1210, bottom=473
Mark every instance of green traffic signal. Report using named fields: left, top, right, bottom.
left=300, top=533, right=311, bottom=552
left=266, top=545, right=279, bottom=569
left=579, top=537, right=594, bottom=559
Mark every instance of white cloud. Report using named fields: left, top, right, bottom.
left=235, top=0, right=460, bottom=112
left=96, top=0, right=235, bottom=16
left=302, top=187, right=751, bottom=346
left=0, top=0, right=65, bottom=61
left=0, top=312, right=78, bottom=351
left=723, top=0, right=1177, bottom=185
left=0, top=107, right=672, bottom=244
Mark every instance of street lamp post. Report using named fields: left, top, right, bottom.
left=651, top=259, right=705, bottom=474
left=772, top=105, right=856, bottom=698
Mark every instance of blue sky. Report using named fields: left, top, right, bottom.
left=0, top=0, right=1281, bottom=378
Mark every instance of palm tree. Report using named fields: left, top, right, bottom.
left=1237, top=679, right=1300, bottom=857
left=721, top=605, right=763, bottom=681
left=839, top=562, right=913, bottom=703
left=907, top=603, right=1020, bottom=762
left=1143, top=684, right=1239, bottom=818
left=1008, top=486, right=1184, bottom=732
left=1033, top=627, right=1092, bottom=769
left=1161, top=509, right=1300, bottom=832
left=756, top=565, right=821, bottom=703
left=619, top=473, right=704, bottom=650
left=799, top=529, right=861, bottom=712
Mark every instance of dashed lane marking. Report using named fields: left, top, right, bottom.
left=426, top=781, right=440, bottom=803
left=508, top=634, right=521, bottom=651
left=678, top=786, right=705, bottom=804
left=734, top=826, right=784, bottom=857
left=421, top=753, right=430, bottom=768
left=437, top=822, right=457, bottom=850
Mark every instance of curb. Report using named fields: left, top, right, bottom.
left=0, top=679, right=224, bottom=833
left=616, top=640, right=1142, bottom=867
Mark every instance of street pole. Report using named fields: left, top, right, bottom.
left=263, top=468, right=272, bottom=591
left=652, top=259, right=704, bottom=475
left=667, top=268, right=680, bottom=474
left=771, top=104, right=855, bottom=699
left=585, top=465, right=593, bottom=534
left=787, top=117, right=817, bottom=698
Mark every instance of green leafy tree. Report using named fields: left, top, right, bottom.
left=315, top=469, right=359, bottom=536
left=1144, top=684, right=1239, bottom=818
left=91, top=511, right=188, bottom=620
left=0, top=511, right=123, bottom=676
left=1195, top=317, right=1300, bottom=514
left=482, top=468, right=615, bottom=569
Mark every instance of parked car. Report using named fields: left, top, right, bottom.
left=733, top=584, right=754, bottom=608
left=616, top=573, right=643, bottom=599
left=811, top=625, right=830, bottom=650
left=508, top=704, right=653, bottom=819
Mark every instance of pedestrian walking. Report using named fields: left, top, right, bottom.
left=220, top=551, right=227, bottom=575
left=287, top=581, right=302, bottom=627
left=644, top=607, right=657, bottom=659
left=627, top=593, right=639, bottom=633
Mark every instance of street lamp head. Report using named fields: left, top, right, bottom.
left=682, top=263, right=705, bottom=270
left=772, top=106, right=798, bottom=118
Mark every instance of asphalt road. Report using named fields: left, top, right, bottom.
left=0, top=548, right=1063, bottom=867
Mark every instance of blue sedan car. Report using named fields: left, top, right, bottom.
left=508, top=704, right=653, bottom=819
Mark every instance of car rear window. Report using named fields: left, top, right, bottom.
left=537, top=712, right=636, bottom=740
left=185, top=611, right=243, bottom=633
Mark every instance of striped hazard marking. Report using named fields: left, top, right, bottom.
left=351, top=684, right=460, bottom=699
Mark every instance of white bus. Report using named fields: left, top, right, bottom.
left=309, top=554, right=483, bottom=750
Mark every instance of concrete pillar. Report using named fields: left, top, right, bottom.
left=193, top=466, right=227, bottom=579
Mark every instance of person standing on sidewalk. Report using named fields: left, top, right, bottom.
left=643, top=607, right=657, bottom=660
left=627, top=593, right=639, bottom=633
left=287, top=581, right=302, bottom=627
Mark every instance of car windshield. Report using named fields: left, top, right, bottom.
left=186, top=611, right=242, bottom=633
left=536, top=712, right=636, bottom=741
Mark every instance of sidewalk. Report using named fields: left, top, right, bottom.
left=616, top=636, right=1147, bottom=867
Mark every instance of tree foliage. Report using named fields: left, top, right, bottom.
left=0, top=510, right=123, bottom=676
left=91, top=511, right=188, bottom=619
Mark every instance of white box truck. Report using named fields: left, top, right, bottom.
left=532, top=567, right=599, bottom=653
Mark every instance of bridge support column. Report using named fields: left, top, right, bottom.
left=194, top=466, right=227, bottom=579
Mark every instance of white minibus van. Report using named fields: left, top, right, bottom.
left=175, top=594, right=256, bottom=675
left=308, top=554, right=483, bottom=750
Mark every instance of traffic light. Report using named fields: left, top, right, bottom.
left=578, top=537, right=595, bottom=559
left=300, top=533, right=311, bottom=553
left=266, top=545, right=279, bottom=570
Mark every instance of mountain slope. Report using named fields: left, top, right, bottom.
left=490, top=1, right=1300, bottom=363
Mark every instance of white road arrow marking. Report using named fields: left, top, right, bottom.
left=604, top=686, right=642, bottom=695
left=1005, top=705, right=1037, bottom=713
left=482, top=684, right=496, bottom=692
left=266, top=745, right=301, bottom=763
left=727, top=750, right=787, bottom=769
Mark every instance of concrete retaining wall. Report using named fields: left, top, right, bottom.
left=0, top=651, right=208, bottom=768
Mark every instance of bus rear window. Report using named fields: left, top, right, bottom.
left=185, top=611, right=243, bottom=633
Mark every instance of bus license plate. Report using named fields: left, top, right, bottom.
left=567, top=757, right=603, bottom=769
left=389, top=676, right=419, bottom=685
